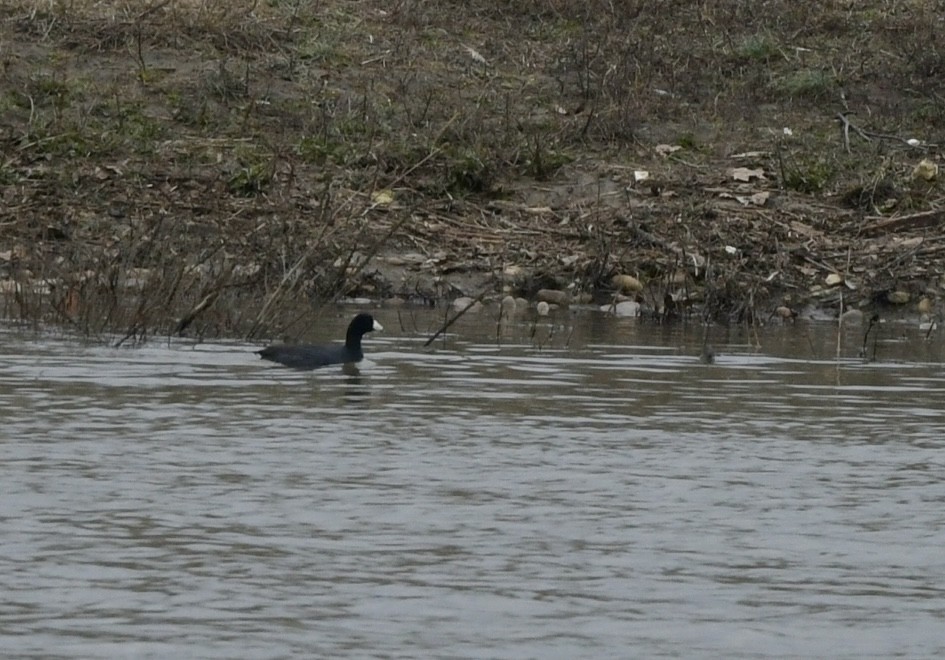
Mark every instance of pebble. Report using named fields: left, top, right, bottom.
left=452, top=296, right=482, bottom=312
left=537, top=289, right=569, bottom=306
left=840, top=309, right=864, bottom=324
left=604, top=300, right=641, bottom=317
left=612, top=274, right=643, bottom=293
left=887, top=290, right=910, bottom=305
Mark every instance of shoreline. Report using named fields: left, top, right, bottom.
left=1, top=1, right=942, bottom=339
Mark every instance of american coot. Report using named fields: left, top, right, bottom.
left=258, top=313, right=383, bottom=370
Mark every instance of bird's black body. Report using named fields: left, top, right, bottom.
left=258, top=313, right=382, bottom=370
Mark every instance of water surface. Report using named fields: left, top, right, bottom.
left=2, top=311, right=944, bottom=658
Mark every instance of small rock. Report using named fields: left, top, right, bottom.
left=840, top=309, right=864, bottom=324
left=825, top=272, right=844, bottom=286
left=500, top=295, right=517, bottom=318
left=536, top=301, right=550, bottom=316
left=573, top=292, right=594, bottom=304
left=613, top=300, right=641, bottom=317
left=917, top=297, right=933, bottom=315
left=887, top=290, right=910, bottom=305
left=452, top=296, right=482, bottom=312
left=612, top=274, right=643, bottom=293
left=775, top=305, right=795, bottom=320
left=537, top=289, right=569, bottom=306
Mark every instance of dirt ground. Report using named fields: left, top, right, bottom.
left=1, top=1, right=943, bottom=341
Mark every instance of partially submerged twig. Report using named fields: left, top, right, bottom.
left=174, top=288, right=221, bottom=336
left=836, top=292, right=843, bottom=359
left=861, top=313, right=880, bottom=361
left=423, top=292, right=486, bottom=347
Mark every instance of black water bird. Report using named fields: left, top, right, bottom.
left=258, top=313, right=383, bottom=370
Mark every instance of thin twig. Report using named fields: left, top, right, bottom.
left=423, top=292, right=486, bottom=347
left=836, top=112, right=938, bottom=149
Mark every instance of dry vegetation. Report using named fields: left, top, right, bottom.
left=1, top=0, right=943, bottom=341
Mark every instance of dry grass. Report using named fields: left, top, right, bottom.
left=1, top=0, right=943, bottom=339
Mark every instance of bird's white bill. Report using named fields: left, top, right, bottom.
left=373, top=320, right=384, bottom=331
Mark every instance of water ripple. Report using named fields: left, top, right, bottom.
left=2, top=319, right=945, bottom=658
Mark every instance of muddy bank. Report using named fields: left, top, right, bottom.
left=1, top=1, right=943, bottom=340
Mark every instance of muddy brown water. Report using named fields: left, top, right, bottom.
left=2, top=309, right=945, bottom=658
